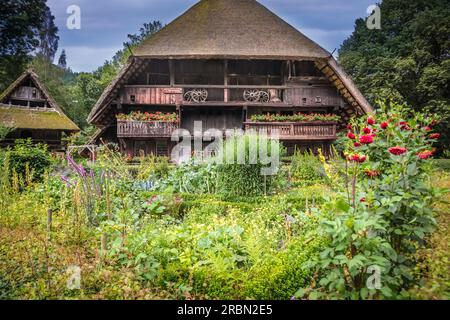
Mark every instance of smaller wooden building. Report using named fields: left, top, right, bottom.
left=0, top=69, right=80, bottom=150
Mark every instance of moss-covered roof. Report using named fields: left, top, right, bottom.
left=134, top=0, right=330, bottom=59
left=0, top=105, right=80, bottom=131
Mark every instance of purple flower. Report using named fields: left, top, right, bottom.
left=61, top=175, right=73, bottom=188
left=67, top=155, right=87, bottom=177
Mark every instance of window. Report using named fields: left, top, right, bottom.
left=156, top=141, right=168, bottom=157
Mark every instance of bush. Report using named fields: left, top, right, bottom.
left=290, top=150, right=326, bottom=186
left=4, top=139, right=52, bottom=181
left=135, top=155, right=171, bottom=180
left=298, top=101, right=445, bottom=300
left=214, top=134, right=285, bottom=198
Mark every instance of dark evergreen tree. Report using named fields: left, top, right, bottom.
left=37, top=4, right=59, bottom=62
left=58, top=50, right=67, bottom=69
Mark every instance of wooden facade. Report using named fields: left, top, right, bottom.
left=88, top=0, right=373, bottom=158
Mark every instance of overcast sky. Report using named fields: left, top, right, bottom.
left=47, top=0, right=376, bottom=72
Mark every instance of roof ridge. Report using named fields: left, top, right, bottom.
left=133, top=0, right=330, bottom=59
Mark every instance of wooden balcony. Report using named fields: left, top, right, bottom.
left=117, top=120, right=179, bottom=138
left=120, top=85, right=342, bottom=107
left=244, top=121, right=337, bottom=140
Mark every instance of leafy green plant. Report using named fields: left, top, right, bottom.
left=7, top=139, right=52, bottom=181
left=214, top=134, right=285, bottom=197
left=0, top=124, right=14, bottom=141
left=297, top=101, right=446, bottom=299
left=290, top=150, right=326, bottom=187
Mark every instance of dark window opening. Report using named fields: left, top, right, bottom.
left=292, top=61, right=322, bottom=77
left=20, top=130, right=33, bottom=139
left=156, top=141, right=168, bottom=157
left=175, top=60, right=224, bottom=85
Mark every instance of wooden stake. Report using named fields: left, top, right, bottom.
left=101, top=234, right=107, bottom=254
left=47, top=209, right=53, bottom=233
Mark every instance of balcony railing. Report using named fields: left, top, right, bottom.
left=117, top=120, right=179, bottom=138
left=244, top=121, right=337, bottom=140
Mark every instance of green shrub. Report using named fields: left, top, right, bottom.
left=135, top=155, right=172, bottom=180
left=214, top=134, right=285, bottom=198
left=290, top=150, right=326, bottom=186
left=5, top=139, right=52, bottom=181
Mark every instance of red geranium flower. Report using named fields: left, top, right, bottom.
left=347, top=132, right=356, bottom=139
left=359, top=135, right=374, bottom=144
left=417, top=150, right=434, bottom=160
left=388, top=146, right=407, bottom=156
left=354, top=142, right=361, bottom=147
left=429, top=133, right=440, bottom=140
left=363, top=127, right=371, bottom=134
left=423, top=126, right=432, bottom=132
left=367, top=117, right=375, bottom=125
left=380, top=122, right=388, bottom=130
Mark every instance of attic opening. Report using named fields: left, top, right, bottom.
left=129, top=60, right=171, bottom=86
left=175, top=59, right=224, bottom=85
left=291, top=61, right=323, bottom=77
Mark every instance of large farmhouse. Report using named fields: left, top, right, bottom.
left=88, top=0, right=373, bottom=157
left=0, top=69, right=79, bottom=150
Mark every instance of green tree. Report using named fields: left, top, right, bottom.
left=0, top=0, right=51, bottom=91
left=58, top=50, right=67, bottom=69
left=339, top=0, right=450, bottom=152
left=37, top=5, right=59, bottom=62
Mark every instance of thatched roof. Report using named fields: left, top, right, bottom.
left=0, top=70, right=80, bottom=131
left=134, top=0, right=330, bottom=60
left=0, top=105, right=80, bottom=131
left=88, top=0, right=373, bottom=125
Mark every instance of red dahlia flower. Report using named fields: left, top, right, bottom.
left=364, top=169, right=381, bottom=178
left=380, top=122, right=388, bottom=130
left=423, top=126, right=432, bottom=132
left=347, top=132, right=356, bottom=139
left=347, top=124, right=353, bottom=130
left=388, top=146, right=407, bottom=155
left=349, top=154, right=366, bottom=163
left=354, top=142, right=361, bottom=147
left=429, top=133, right=440, bottom=139
left=367, top=117, right=375, bottom=125
left=363, top=127, right=371, bottom=134
left=417, top=150, right=434, bottom=160
left=359, top=135, right=374, bottom=144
